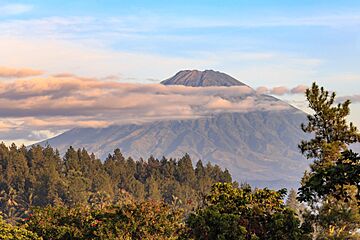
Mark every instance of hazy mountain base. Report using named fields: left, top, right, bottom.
left=40, top=109, right=309, bottom=190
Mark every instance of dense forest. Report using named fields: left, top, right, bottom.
left=0, top=143, right=232, bottom=219
left=0, top=83, right=359, bottom=239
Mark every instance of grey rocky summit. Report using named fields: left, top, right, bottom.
left=161, top=70, right=247, bottom=87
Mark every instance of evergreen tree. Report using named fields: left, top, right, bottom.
left=286, top=188, right=305, bottom=222
left=195, top=160, right=205, bottom=179
left=63, top=146, right=80, bottom=173
left=5, top=144, right=29, bottom=193
left=65, top=169, right=90, bottom=206
left=298, top=83, right=360, bottom=239
left=286, top=189, right=300, bottom=211
left=176, top=153, right=195, bottom=184
left=135, top=158, right=148, bottom=183
left=146, top=177, right=161, bottom=201
left=147, top=156, right=161, bottom=179
left=160, top=157, right=176, bottom=180
left=299, top=82, right=360, bottom=170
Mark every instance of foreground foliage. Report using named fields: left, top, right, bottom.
left=24, top=193, right=185, bottom=240
left=19, top=183, right=307, bottom=240
left=0, top=214, right=40, bottom=240
left=186, top=183, right=311, bottom=240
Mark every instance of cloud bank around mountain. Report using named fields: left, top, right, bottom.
left=0, top=71, right=287, bottom=119
left=2, top=66, right=356, bottom=145
left=0, top=67, right=307, bottom=144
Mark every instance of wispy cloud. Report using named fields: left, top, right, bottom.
left=256, top=85, right=308, bottom=96
left=322, top=73, right=360, bottom=83
left=337, top=94, right=360, bottom=103
left=165, top=13, right=360, bottom=29
left=0, top=66, right=43, bottom=78
left=0, top=3, right=33, bottom=15
left=1, top=12, right=359, bottom=41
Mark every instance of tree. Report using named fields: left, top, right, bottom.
left=298, top=83, right=360, bottom=239
left=300, top=150, right=360, bottom=204
left=5, top=144, right=29, bottom=194
left=286, top=189, right=300, bottom=212
left=0, top=187, right=23, bottom=224
left=146, top=177, right=161, bottom=201
left=25, top=199, right=185, bottom=240
left=176, top=154, right=196, bottom=184
left=195, top=160, right=205, bottom=178
left=298, top=82, right=360, bottom=202
left=31, top=145, right=64, bottom=206
left=63, top=146, right=81, bottom=173
left=0, top=214, right=40, bottom=240
left=186, top=183, right=310, bottom=240
left=299, top=83, right=360, bottom=169
left=65, top=169, right=90, bottom=206
left=316, top=195, right=360, bottom=239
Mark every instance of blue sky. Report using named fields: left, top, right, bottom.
left=0, top=0, right=360, bottom=144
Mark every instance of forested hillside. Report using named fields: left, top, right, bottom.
left=0, top=143, right=232, bottom=222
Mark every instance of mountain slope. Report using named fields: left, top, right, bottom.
left=42, top=110, right=307, bottom=183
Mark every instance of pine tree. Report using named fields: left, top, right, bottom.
left=195, top=160, right=205, bottom=179
left=299, top=83, right=360, bottom=170
left=286, top=188, right=305, bottom=222
left=176, top=154, right=195, bottom=184
left=63, top=146, right=80, bottom=173
left=286, top=189, right=300, bottom=211
left=298, top=83, right=360, bottom=239
left=299, top=83, right=360, bottom=202
left=146, top=177, right=161, bottom=201
left=65, top=169, right=90, bottom=206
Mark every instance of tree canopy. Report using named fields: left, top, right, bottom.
left=186, top=183, right=310, bottom=240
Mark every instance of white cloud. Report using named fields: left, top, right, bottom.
left=256, top=85, right=308, bottom=96
left=0, top=4, right=32, bottom=15
left=337, top=94, right=360, bottom=103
